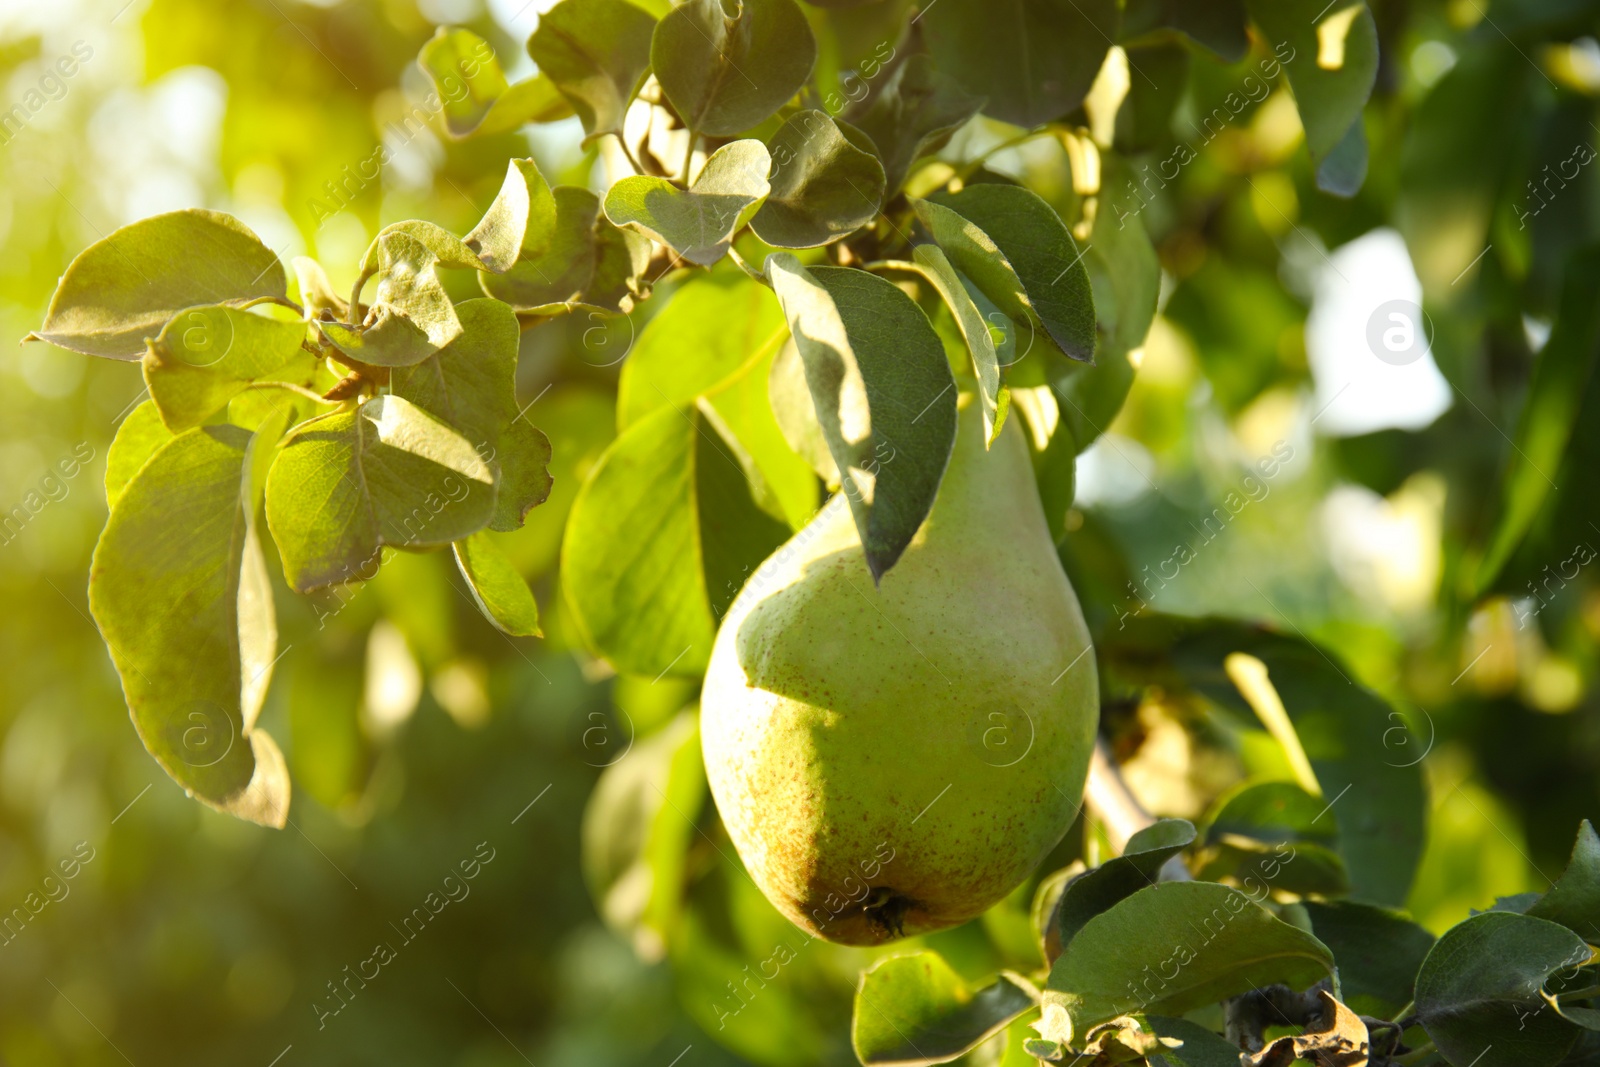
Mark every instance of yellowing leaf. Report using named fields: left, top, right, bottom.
left=29, top=209, right=287, bottom=360
left=88, top=423, right=290, bottom=827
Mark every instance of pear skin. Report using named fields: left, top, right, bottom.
left=701, top=396, right=1098, bottom=945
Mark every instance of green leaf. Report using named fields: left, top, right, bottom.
left=321, top=231, right=463, bottom=367
left=848, top=54, right=983, bottom=195
left=382, top=295, right=553, bottom=531
left=1477, top=251, right=1600, bottom=595
left=618, top=271, right=787, bottom=429
left=389, top=297, right=519, bottom=453
left=489, top=418, right=556, bottom=532
left=526, top=0, right=657, bottom=139
left=1301, top=901, right=1435, bottom=1016
left=852, top=952, right=1035, bottom=1066
left=765, top=254, right=958, bottom=580
left=481, top=186, right=649, bottom=313
left=1489, top=893, right=1543, bottom=915
left=604, top=139, right=772, bottom=265
left=264, top=395, right=497, bottom=592
left=1195, top=780, right=1350, bottom=897
left=88, top=423, right=290, bottom=827
left=1529, top=820, right=1600, bottom=941
left=222, top=351, right=330, bottom=434
left=364, top=162, right=558, bottom=277
left=466, top=158, right=559, bottom=273
left=923, top=0, right=1119, bottom=129
left=417, top=31, right=574, bottom=138
left=1112, top=42, right=1191, bottom=152
left=582, top=711, right=704, bottom=961
left=1041, top=882, right=1334, bottom=1040
left=769, top=336, right=841, bottom=486
left=27, top=209, right=287, bottom=359
left=292, top=256, right=347, bottom=320
left=1045, top=153, right=1160, bottom=456
left=453, top=530, right=541, bottom=636
left=1107, top=617, right=1428, bottom=908
left=652, top=0, right=816, bottom=137
left=478, top=74, right=574, bottom=134
left=1563, top=1032, right=1600, bottom=1066
left=585, top=215, right=655, bottom=315
left=1244, top=0, right=1377, bottom=196
left=1122, top=0, right=1249, bottom=63
left=360, top=220, right=484, bottom=273
left=706, top=336, right=819, bottom=532
left=1416, top=911, right=1590, bottom=1067
left=1086, top=156, right=1160, bottom=358
left=1032, top=1013, right=1204, bottom=1064
left=142, top=305, right=308, bottom=432
left=105, top=400, right=175, bottom=509
left=562, top=395, right=790, bottom=676
left=239, top=408, right=288, bottom=733
left=752, top=111, right=885, bottom=248
left=1205, top=781, right=1336, bottom=848
left=1032, top=407, right=1078, bottom=541
left=1561, top=1006, right=1600, bottom=1033
left=909, top=245, right=1008, bottom=447
left=1048, top=819, right=1196, bottom=959
left=916, top=185, right=1096, bottom=364
left=418, top=26, right=509, bottom=138
left=616, top=270, right=814, bottom=528
left=1145, top=1016, right=1242, bottom=1066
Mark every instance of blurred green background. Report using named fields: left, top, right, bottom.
left=0, top=0, right=1596, bottom=1063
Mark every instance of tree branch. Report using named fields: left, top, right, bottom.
left=1083, top=736, right=1192, bottom=878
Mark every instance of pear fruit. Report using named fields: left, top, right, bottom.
left=700, top=394, right=1097, bottom=945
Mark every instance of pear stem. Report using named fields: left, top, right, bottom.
left=1083, top=738, right=1191, bottom=879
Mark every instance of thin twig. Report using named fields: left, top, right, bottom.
left=242, top=381, right=342, bottom=404
left=679, top=132, right=698, bottom=185
left=726, top=245, right=768, bottom=286
left=861, top=258, right=921, bottom=274
left=346, top=266, right=375, bottom=325
left=953, top=125, right=1065, bottom=182
left=1083, top=737, right=1192, bottom=880
left=608, top=130, right=645, bottom=176
left=243, top=294, right=306, bottom=316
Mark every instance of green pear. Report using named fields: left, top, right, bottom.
left=701, top=394, right=1098, bottom=945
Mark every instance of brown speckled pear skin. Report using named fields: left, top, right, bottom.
left=700, top=396, right=1097, bottom=946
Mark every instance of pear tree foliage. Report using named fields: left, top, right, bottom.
left=29, top=1, right=1599, bottom=1065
